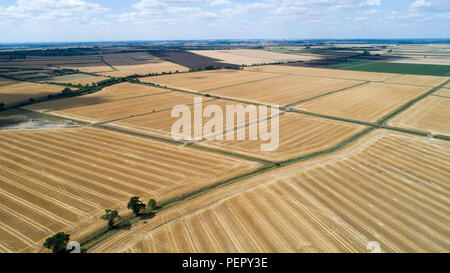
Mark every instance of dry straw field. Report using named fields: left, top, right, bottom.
left=141, top=69, right=279, bottom=92
left=190, top=49, right=320, bottom=66
left=0, top=127, right=260, bottom=253
left=0, top=77, right=64, bottom=105
left=244, top=65, right=398, bottom=81
left=388, top=95, right=450, bottom=135
left=294, top=82, right=430, bottom=122
left=25, top=82, right=169, bottom=112
left=200, top=113, right=367, bottom=161
left=42, top=74, right=110, bottom=86
left=108, top=99, right=276, bottom=140
left=98, top=53, right=189, bottom=77
left=89, top=130, right=450, bottom=253
left=385, top=74, right=449, bottom=87
left=48, top=90, right=202, bottom=123
left=434, top=88, right=450, bottom=97
left=206, top=75, right=362, bottom=106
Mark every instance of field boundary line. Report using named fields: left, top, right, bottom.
left=43, top=89, right=174, bottom=113
left=245, top=67, right=447, bottom=88
left=285, top=81, right=369, bottom=108
left=201, top=74, right=288, bottom=92
left=431, top=94, right=450, bottom=99
left=377, top=79, right=450, bottom=125
left=100, top=56, right=117, bottom=72
left=83, top=127, right=378, bottom=252
left=286, top=109, right=450, bottom=140
left=96, top=97, right=218, bottom=125
left=95, top=123, right=273, bottom=164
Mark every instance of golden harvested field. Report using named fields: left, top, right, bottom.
left=49, top=91, right=203, bottom=123
left=90, top=130, right=450, bottom=253
left=434, top=88, right=450, bottom=97
left=190, top=49, right=319, bottom=65
left=24, top=82, right=168, bottom=112
left=108, top=99, right=276, bottom=140
left=0, top=78, right=64, bottom=105
left=0, top=127, right=261, bottom=253
left=388, top=95, right=450, bottom=136
left=444, top=82, right=450, bottom=88
left=385, top=74, right=449, bottom=87
left=244, top=65, right=397, bottom=81
left=294, top=82, right=430, bottom=122
left=60, top=63, right=114, bottom=73
left=200, top=113, right=367, bottom=161
left=207, top=75, right=362, bottom=106
left=97, top=53, right=188, bottom=77
left=42, top=74, right=110, bottom=85
left=0, top=56, right=103, bottom=69
left=141, top=69, right=279, bottom=92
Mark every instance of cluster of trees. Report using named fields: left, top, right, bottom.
left=43, top=196, right=157, bottom=253
left=188, top=64, right=241, bottom=73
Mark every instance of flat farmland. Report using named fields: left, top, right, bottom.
left=207, top=75, right=362, bottom=106
left=97, top=53, right=189, bottom=77
left=294, top=82, right=430, bottom=122
left=0, top=127, right=261, bottom=253
left=385, top=74, right=449, bottom=87
left=49, top=91, right=202, bottom=123
left=108, top=99, right=277, bottom=140
left=0, top=78, right=64, bottom=105
left=141, top=69, right=279, bottom=92
left=42, top=74, right=110, bottom=85
left=444, top=82, right=450, bottom=88
left=90, top=130, right=450, bottom=253
left=388, top=95, right=450, bottom=136
left=434, top=88, right=450, bottom=97
left=60, top=63, right=114, bottom=73
left=200, top=113, right=367, bottom=161
left=25, top=82, right=169, bottom=112
left=190, top=49, right=319, bottom=66
left=244, top=65, right=397, bottom=81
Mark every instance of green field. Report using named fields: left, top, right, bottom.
left=341, top=62, right=450, bottom=76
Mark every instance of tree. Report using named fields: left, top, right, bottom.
left=43, top=232, right=70, bottom=253
left=127, top=196, right=146, bottom=216
left=0, top=102, right=4, bottom=109
left=148, top=199, right=157, bottom=211
left=62, top=87, right=72, bottom=94
left=101, top=209, right=119, bottom=228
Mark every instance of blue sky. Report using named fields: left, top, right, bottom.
left=0, top=0, right=449, bottom=43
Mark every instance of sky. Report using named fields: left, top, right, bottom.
left=0, top=0, right=449, bottom=43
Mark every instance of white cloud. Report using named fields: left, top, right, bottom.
left=0, top=0, right=108, bottom=24
left=360, top=0, right=381, bottom=7
left=410, top=0, right=450, bottom=12
left=211, top=0, right=230, bottom=6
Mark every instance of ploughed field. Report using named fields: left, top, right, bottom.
left=89, top=131, right=450, bottom=253
left=0, top=127, right=261, bottom=253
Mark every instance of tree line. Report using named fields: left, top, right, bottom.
left=43, top=196, right=157, bottom=253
